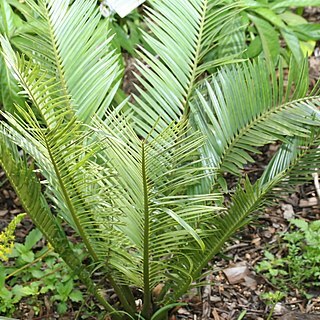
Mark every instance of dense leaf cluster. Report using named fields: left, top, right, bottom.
left=0, top=0, right=319, bottom=319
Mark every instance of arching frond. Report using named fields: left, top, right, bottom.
left=129, top=0, right=242, bottom=137
left=12, top=0, right=121, bottom=121
left=1, top=37, right=115, bottom=266
left=261, top=130, right=320, bottom=189
left=93, top=115, right=223, bottom=315
left=164, top=126, right=319, bottom=303
left=1, top=37, right=137, bottom=314
left=190, top=59, right=320, bottom=190
left=0, top=136, right=118, bottom=315
left=164, top=175, right=278, bottom=303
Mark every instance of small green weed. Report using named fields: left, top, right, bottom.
left=260, top=291, right=286, bottom=320
left=256, top=218, right=320, bottom=297
left=0, top=226, right=84, bottom=316
left=109, top=8, right=145, bottom=56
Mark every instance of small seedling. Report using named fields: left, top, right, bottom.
left=260, top=291, right=286, bottom=320
left=257, top=219, right=320, bottom=297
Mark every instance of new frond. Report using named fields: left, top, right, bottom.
left=93, top=115, right=224, bottom=292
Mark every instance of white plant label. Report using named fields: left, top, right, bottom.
left=100, top=0, right=146, bottom=18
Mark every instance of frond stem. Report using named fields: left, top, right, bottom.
left=108, top=277, right=137, bottom=316
left=42, top=1, right=70, bottom=106
left=141, top=141, right=152, bottom=319
left=182, top=0, right=208, bottom=121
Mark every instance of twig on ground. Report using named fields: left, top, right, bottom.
left=202, top=273, right=213, bottom=320
left=312, top=171, right=320, bottom=201
left=312, top=146, right=320, bottom=201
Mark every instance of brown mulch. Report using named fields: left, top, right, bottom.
left=304, top=7, right=320, bottom=22
left=186, top=188, right=320, bottom=320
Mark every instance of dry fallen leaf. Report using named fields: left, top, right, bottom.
left=281, top=203, right=295, bottom=220
left=212, top=308, right=220, bottom=320
left=177, top=307, right=190, bottom=315
left=251, top=237, right=261, bottom=246
left=273, top=302, right=287, bottom=315
left=223, top=266, right=249, bottom=284
left=152, top=283, right=164, bottom=298
left=243, top=275, right=257, bottom=289
left=299, top=198, right=318, bottom=208
left=0, top=210, right=8, bottom=217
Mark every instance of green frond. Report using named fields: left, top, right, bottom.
left=93, top=116, right=223, bottom=310
left=0, top=135, right=118, bottom=315
left=0, top=103, right=105, bottom=254
left=0, top=37, right=115, bottom=264
left=166, top=175, right=280, bottom=303
left=190, top=59, right=320, bottom=189
left=0, top=45, right=135, bottom=311
left=0, top=55, right=25, bottom=112
left=9, top=0, right=121, bottom=121
left=212, top=14, right=247, bottom=60
left=261, top=130, right=320, bottom=189
left=129, top=0, right=241, bottom=137
left=1, top=1, right=319, bottom=317
left=164, top=124, right=319, bottom=303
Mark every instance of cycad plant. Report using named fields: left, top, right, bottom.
left=0, top=0, right=320, bottom=319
